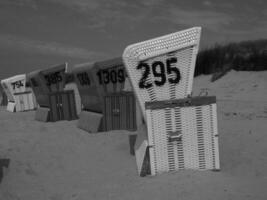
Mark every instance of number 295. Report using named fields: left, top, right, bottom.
left=137, top=57, right=181, bottom=89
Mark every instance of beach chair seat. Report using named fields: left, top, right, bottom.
left=144, top=96, right=220, bottom=175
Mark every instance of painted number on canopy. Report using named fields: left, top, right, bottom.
left=97, top=68, right=125, bottom=85
left=77, top=72, right=91, bottom=86
left=137, top=57, right=181, bottom=89
left=44, top=71, right=63, bottom=86
left=11, top=80, right=24, bottom=90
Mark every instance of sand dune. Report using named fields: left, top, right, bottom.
left=0, top=70, right=266, bottom=200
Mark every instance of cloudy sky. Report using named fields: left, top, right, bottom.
left=0, top=0, right=266, bottom=79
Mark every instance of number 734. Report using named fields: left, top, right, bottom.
left=136, top=57, right=181, bottom=89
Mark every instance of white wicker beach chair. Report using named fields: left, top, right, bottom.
left=123, top=27, right=201, bottom=119
left=145, top=96, right=220, bottom=175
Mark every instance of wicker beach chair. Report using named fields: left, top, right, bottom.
left=123, top=27, right=220, bottom=176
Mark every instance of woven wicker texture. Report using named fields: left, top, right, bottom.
left=123, top=27, right=201, bottom=118
left=145, top=103, right=219, bottom=175
left=14, top=92, right=36, bottom=112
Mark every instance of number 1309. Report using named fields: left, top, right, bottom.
left=137, top=57, right=181, bottom=89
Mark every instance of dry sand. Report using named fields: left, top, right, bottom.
left=0, top=70, right=266, bottom=200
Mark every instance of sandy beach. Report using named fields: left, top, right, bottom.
left=0, top=70, right=266, bottom=200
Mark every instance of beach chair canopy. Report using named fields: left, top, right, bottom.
left=92, top=57, right=127, bottom=102
left=123, top=27, right=201, bottom=119
left=27, top=63, right=67, bottom=107
left=72, top=62, right=101, bottom=113
left=1, top=74, right=26, bottom=102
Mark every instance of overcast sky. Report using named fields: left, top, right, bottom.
left=0, top=0, right=266, bottom=79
